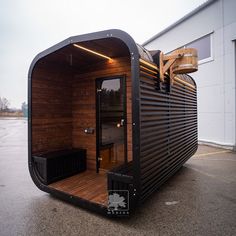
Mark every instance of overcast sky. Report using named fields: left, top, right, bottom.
left=0, top=0, right=206, bottom=108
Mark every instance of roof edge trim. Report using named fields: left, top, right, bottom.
left=28, top=29, right=139, bottom=79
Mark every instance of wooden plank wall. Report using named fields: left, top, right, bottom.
left=32, top=64, right=73, bottom=154
left=72, top=57, right=132, bottom=170
left=32, top=57, right=132, bottom=171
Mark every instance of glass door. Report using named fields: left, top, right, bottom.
left=96, top=76, right=126, bottom=172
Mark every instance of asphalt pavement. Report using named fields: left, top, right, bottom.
left=0, top=118, right=235, bottom=236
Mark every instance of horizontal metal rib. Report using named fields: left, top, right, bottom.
left=139, top=65, right=197, bottom=202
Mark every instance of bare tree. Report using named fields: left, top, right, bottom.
left=0, top=97, right=10, bottom=111
left=21, top=102, right=28, bottom=117
left=0, top=98, right=2, bottom=111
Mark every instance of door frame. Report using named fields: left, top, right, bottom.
left=95, top=75, right=127, bottom=173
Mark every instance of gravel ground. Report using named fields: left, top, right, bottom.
left=0, top=118, right=235, bottom=236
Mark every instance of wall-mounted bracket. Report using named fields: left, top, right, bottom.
left=159, top=52, right=184, bottom=84
left=158, top=48, right=198, bottom=89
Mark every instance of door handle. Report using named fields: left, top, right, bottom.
left=117, top=119, right=125, bottom=128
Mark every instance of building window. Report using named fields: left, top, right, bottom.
left=185, top=34, right=212, bottom=63
left=166, top=34, right=213, bottom=64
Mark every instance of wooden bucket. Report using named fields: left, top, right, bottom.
left=172, top=48, right=198, bottom=74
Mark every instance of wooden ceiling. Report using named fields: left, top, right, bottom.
left=38, top=38, right=130, bottom=71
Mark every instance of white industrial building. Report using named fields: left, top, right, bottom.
left=143, top=0, right=236, bottom=150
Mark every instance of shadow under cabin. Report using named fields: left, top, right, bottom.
left=28, top=29, right=198, bottom=216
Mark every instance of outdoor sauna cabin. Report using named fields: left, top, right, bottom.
left=28, top=29, right=198, bottom=216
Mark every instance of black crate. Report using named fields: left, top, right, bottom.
left=33, top=148, right=86, bottom=185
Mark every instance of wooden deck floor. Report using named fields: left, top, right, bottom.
left=49, top=171, right=108, bottom=206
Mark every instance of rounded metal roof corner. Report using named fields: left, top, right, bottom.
left=28, top=29, right=139, bottom=81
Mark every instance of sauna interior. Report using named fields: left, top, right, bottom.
left=31, top=38, right=133, bottom=206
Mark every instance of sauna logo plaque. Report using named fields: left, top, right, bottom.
left=107, top=190, right=129, bottom=215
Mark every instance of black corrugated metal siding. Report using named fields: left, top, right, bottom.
left=139, top=61, right=197, bottom=202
